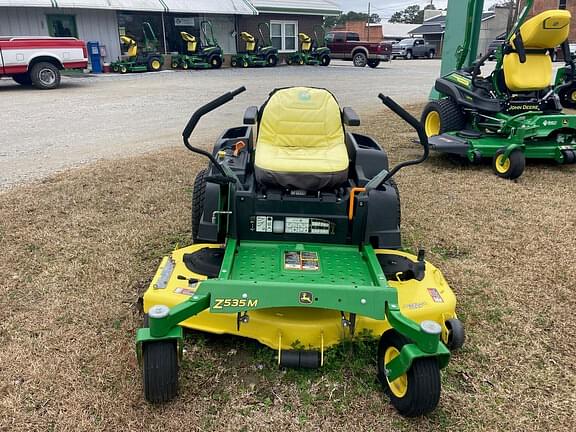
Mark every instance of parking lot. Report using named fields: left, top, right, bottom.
left=0, top=59, right=441, bottom=188
left=1, top=54, right=575, bottom=431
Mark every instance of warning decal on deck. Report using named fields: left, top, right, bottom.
left=284, top=251, right=320, bottom=271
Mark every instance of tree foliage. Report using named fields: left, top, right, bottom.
left=389, top=3, right=437, bottom=24
left=389, top=5, right=422, bottom=24
left=324, top=11, right=382, bottom=29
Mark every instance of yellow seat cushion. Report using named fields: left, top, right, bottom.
left=503, top=53, right=552, bottom=92
left=255, top=87, right=349, bottom=189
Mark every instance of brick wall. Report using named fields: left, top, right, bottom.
left=531, top=0, right=576, bottom=40
left=333, top=20, right=383, bottom=41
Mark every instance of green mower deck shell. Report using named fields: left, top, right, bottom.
left=436, top=105, right=576, bottom=163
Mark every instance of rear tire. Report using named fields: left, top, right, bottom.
left=142, top=340, right=179, bottom=403
left=210, top=56, right=223, bottom=69
left=320, top=55, right=331, bottom=66
left=353, top=52, right=367, bottom=67
left=377, top=330, right=441, bottom=417
left=421, top=99, right=465, bottom=138
left=492, top=149, right=525, bottom=180
left=192, top=168, right=208, bottom=242
left=12, top=73, right=32, bottom=86
left=367, top=59, right=380, bottom=68
left=147, top=57, right=162, bottom=72
left=30, top=62, right=60, bottom=90
left=562, top=149, right=576, bottom=164
left=266, top=54, right=278, bottom=67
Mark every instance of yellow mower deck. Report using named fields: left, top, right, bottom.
left=143, top=243, right=458, bottom=351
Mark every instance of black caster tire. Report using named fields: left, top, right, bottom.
left=367, top=59, right=380, bottom=68
left=443, top=319, right=465, bottom=351
left=377, top=330, right=441, bottom=417
left=142, top=339, right=179, bottom=403
left=492, top=149, right=525, bottom=179
left=242, top=60, right=249, bottom=68
left=421, top=98, right=465, bottom=138
left=192, top=168, right=208, bottom=242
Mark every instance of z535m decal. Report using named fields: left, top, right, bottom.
left=213, top=298, right=259, bottom=309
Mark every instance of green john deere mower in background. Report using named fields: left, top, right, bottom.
left=421, top=0, right=576, bottom=179
left=286, top=26, right=331, bottom=66
left=231, top=23, right=278, bottom=68
left=111, top=22, right=164, bottom=73
left=171, top=21, right=223, bottom=70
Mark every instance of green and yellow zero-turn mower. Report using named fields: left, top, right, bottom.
left=170, top=20, right=223, bottom=70
left=230, top=23, right=278, bottom=68
left=286, top=26, right=331, bottom=66
left=110, top=22, right=163, bottom=73
left=135, top=86, right=466, bottom=417
left=421, top=0, right=576, bottom=180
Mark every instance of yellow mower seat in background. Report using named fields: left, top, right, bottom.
left=504, top=9, right=571, bottom=92
left=254, top=87, right=349, bottom=190
left=299, top=33, right=312, bottom=52
left=240, top=32, right=256, bottom=52
left=180, top=32, right=197, bottom=53
left=120, top=35, right=138, bottom=57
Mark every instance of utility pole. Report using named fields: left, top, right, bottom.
left=367, top=2, right=371, bottom=41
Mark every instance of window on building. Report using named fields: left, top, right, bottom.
left=270, top=20, right=298, bottom=52
left=47, top=15, right=78, bottom=38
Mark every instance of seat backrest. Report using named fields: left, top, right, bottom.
left=241, top=32, right=256, bottom=52
left=257, top=87, right=344, bottom=150
left=503, top=10, right=571, bottom=92
left=299, top=33, right=312, bottom=52
left=181, top=32, right=197, bottom=52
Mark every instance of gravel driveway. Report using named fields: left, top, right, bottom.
left=0, top=59, right=441, bottom=188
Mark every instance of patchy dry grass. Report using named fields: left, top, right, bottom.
left=0, top=106, right=575, bottom=431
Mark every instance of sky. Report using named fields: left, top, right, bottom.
left=337, top=1, right=501, bottom=21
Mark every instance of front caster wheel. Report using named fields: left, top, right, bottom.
left=142, top=339, right=179, bottom=403
left=443, top=318, right=465, bottom=351
left=492, top=149, right=525, bottom=180
left=377, top=330, right=441, bottom=417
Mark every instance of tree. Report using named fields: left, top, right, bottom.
left=324, top=11, right=382, bottom=29
left=389, top=5, right=423, bottom=24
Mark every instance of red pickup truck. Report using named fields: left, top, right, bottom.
left=0, top=37, right=87, bottom=89
left=325, top=31, right=392, bottom=68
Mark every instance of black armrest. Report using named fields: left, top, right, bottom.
left=243, top=106, right=258, bottom=124
left=343, top=107, right=360, bottom=126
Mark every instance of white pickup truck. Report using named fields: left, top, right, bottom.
left=0, top=37, right=87, bottom=89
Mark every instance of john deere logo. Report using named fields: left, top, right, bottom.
left=299, top=291, right=314, bottom=304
